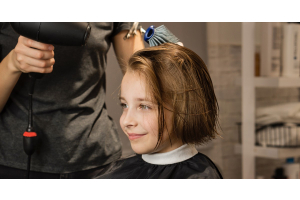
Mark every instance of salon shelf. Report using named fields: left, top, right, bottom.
left=236, top=77, right=300, bottom=88
left=234, top=144, right=300, bottom=159
left=239, top=23, right=300, bottom=179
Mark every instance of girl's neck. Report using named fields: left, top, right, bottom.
left=154, top=139, right=183, bottom=154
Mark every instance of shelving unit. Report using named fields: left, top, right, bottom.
left=236, top=77, right=300, bottom=88
left=235, top=144, right=300, bottom=159
left=240, top=23, right=300, bottom=179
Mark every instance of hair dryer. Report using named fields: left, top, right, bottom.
left=10, top=22, right=91, bottom=79
left=10, top=22, right=91, bottom=46
left=9, top=22, right=91, bottom=178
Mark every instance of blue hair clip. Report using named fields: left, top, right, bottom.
left=144, top=25, right=155, bottom=42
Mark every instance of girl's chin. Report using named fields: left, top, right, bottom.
left=130, top=143, right=154, bottom=155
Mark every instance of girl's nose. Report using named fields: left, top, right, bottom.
left=122, top=110, right=138, bottom=129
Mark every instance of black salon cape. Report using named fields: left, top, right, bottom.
left=94, top=152, right=223, bottom=179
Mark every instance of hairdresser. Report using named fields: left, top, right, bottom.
left=0, top=22, right=144, bottom=178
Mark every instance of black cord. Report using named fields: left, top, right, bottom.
left=27, top=77, right=36, bottom=132
left=27, top=155, right=31, bottom=179
left=26, top=77, right=36, bottom=179
left=27, top=94, right=33, bottom=132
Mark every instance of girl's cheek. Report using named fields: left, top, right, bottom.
left=142, top=112, right=159, bottom=134
left=120, top=113, right=125, bottom=129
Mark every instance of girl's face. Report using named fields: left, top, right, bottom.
left=120, top=71, right=182, bottom=154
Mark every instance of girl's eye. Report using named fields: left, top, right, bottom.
left=140, top=104, right=151, bottom=110
left=120, top=103, right=128, bottom=109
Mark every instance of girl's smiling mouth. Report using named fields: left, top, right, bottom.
left=127, top=133, right=147, bottom=140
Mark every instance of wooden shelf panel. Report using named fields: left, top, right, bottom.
left=235, top=144, right=300, bottom=159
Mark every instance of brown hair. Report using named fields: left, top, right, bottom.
left=127, top=43, right=219, bottom=148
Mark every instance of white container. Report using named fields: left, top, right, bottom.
left=282, top=23, right=300, bottom=77
left=260, top=22, right=282, bottom=77
left=283, top=162, right=300, bottom=179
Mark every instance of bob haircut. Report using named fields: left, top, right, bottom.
left=127, top=43, right=219, bottom=148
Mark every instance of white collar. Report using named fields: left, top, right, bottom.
left=141, top=144, right=198, bottom=165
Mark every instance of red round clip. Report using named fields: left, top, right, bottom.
left=23, top=132, right=37, bottom=137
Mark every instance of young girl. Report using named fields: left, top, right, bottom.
left=95, top=43, right=222, bottom=179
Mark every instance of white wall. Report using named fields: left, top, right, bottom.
left=207, top=22, right=261, bottom=46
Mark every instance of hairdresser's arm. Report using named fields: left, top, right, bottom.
left=0, top=36, right=55, bottom=113
left=112, top=30, right=144, bottom=74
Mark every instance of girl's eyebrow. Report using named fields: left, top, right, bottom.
left=119, top=96, right=151, bottom=102
left=134, top=98, right=154, bottom=103
left=136, top=98, right=147, bottom=101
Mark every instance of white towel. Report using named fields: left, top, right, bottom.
left=256, top=102, right=300, bottom=125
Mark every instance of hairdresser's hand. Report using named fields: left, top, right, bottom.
left=176, top=42, right=184, bottom=47
left=8, top=36, right=55, bottom=74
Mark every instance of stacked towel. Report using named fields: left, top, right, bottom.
left=255, top=102, right=300, bottom=146
left=256, top=102, right=300, bottom=125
